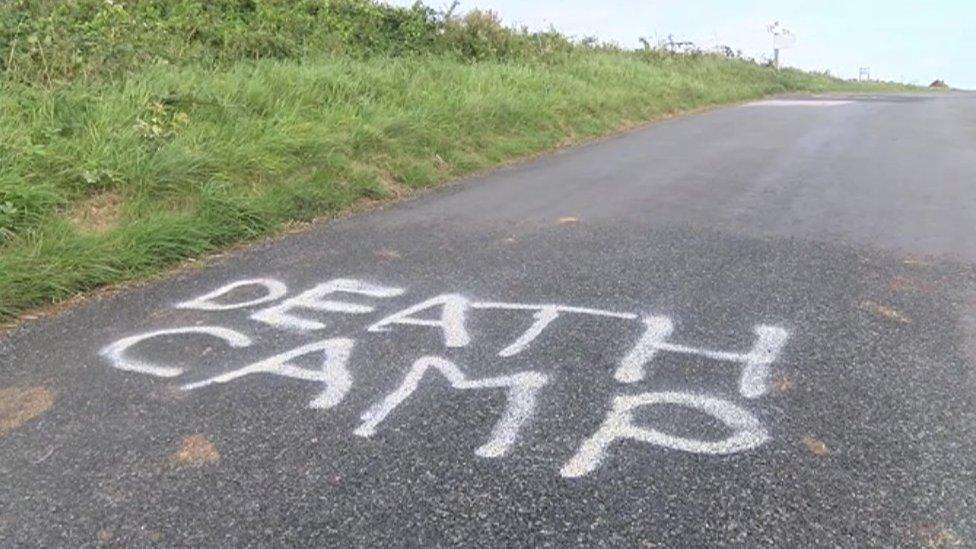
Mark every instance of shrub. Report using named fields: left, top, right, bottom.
left=0, top=0, right=586, bottom=86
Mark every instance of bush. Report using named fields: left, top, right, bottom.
left=0, top=0, right=586, bottom=86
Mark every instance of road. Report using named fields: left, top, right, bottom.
left=2, top=92, right=975, bottom=546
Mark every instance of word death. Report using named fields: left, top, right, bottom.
left=99, top=277, right=790, bottom=478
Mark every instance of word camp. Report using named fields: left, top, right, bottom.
left=100, top=278, right=790, bottom=477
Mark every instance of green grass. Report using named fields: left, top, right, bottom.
left=0, top=13, right=920, bottom=322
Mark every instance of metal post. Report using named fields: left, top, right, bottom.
left=767, top=21, right=793, bottom=70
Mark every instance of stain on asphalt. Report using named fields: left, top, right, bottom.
left=801, top=435, right=831, bottom=457
left=374, top=248, right=402, bottom=260
left=0, top=386, right=54, bottom=437
left=917, top=524, right=963, bottom=548
left=862, top=300, right=913, bottom=323
left=770, top=375, right=795, bottom=393
left=170, top=434, right=221, bottom=466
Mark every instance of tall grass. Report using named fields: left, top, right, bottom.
left=0, top=2, right=918, bottom=322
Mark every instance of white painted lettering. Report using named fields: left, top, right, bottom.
left=560, top=391, right=769, bottom=478
left=175, top=279, right=288, bottom=311
left=182, top=338, right=355, bottom=409
left=100, top=326, right=252, bottom=378
left=252, top=279, right=404, bottom=332
left=368, top=294, right=471, bottom=348
left=615, top=316, right=675, bottom=383
left=615, top=319, right=789, bottom=398
left=472, top=302, right=637, bottom=357
left=102, top=275, right=797, bottom=478
left=354, top=356, right=548, bottom=458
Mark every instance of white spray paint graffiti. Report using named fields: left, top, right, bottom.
left=100, top=326, right=252, bottom=378
left=615, top=317, right=790, bottom=399
left=559, top=391, right=769, bottom=478
left=100, top=276, right=792, bottom=477
left=175, top=279, right=288, bottom=311
left=354, top=356, right=548, bottom=458
left=181, top=338, right=355, bottom=409
left=471, top=302, right=637, bottom=357
left=368, top=294, right=471, bottom=348
left=251, top=279, right=404, bottom=332
left=615, top=316, right=674, bottom=384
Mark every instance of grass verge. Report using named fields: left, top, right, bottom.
left=0, top=48, right=918, bottom=322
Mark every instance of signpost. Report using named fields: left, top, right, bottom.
left=766, top=21, right=795, bottom=69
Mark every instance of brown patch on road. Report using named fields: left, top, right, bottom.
left=888, top=275, right=936, bottom=293
left=902, top=257, right=933, bottom=267
left=0, top=386, right=55, bottom=437
left=170, top=433, right=220, bottom=466
left=861, top=300, right=912, bottom=323
left=918, top=524, right=963, bottom=548
left=802, top=435, right=830, bottom=456
left=374, top=248, right=402, bottom=260
left=770, top=375, right=794, bottom=393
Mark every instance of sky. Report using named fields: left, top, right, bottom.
left=388, top=0, right=975, bottom=88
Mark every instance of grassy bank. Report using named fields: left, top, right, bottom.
left=0, top=1, right=916, bottom=322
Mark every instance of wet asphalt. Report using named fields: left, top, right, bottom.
left=1, top=92, right=975, bottom=547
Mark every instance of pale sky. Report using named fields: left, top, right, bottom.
left=389, top=0, right=975, bottom=88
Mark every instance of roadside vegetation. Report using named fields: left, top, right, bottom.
left=0, top=0, right=918, bottom=322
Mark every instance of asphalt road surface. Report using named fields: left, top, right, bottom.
left=2, top=92, right=975, bottom=547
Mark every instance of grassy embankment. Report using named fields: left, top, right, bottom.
left=0, top=0, right=918, bottom=322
